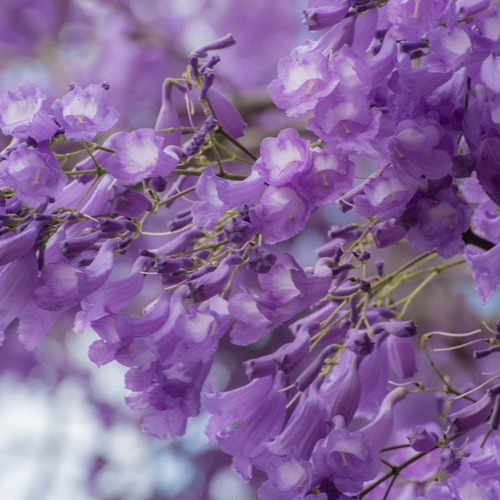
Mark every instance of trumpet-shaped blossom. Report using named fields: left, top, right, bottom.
left=0, top=143, right=65, bottom=205
left=52, top=83, right=119, bottom=141
left=0, top=83, right=58, bottom=141
left=105, top=129, right=179, bottom=184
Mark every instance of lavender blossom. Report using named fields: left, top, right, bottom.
left=0, top=143, right=65, bottom=205
left=0, top=83, right=58, bottom=141
left=105, top=128, right=178, bottom=184
left=52, top=83, right=119, bottom=141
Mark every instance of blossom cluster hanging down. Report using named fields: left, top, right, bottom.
left=1, top=1, right=500, bottom=498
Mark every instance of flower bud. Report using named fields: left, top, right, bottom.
left=439, top=447, right=462, bottom=474
left=244, top=327, right=310, bottom=379
left=294, top=345, right=337, bottom=392
left=448, top=393, right=494, bottom=433
left=247, top=246, right=276, bottom=274
left=374, top=320, right=417, bottom=338
left=187, top=254, right=240, bottom=303
left=345, top=329, right=375, bottom=357
left=407, top=427, right=439, bottom=452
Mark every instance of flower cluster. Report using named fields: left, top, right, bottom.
left=1, top=1, right=500, bottom=498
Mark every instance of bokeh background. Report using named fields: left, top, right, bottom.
left=0, top=1, right=499, bottom=499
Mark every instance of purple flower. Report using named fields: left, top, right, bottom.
left=401, top=180, right=471, bottom=258
left=476, top=137, right=500, bottom=207
left=295, top=146, right=355, bottom=206
left=0, top=222, right=41, bottom=265
left=0, top=143, right=65, bottom=205
left=386, top=0, right=453, bottom=42
left=187, top=254, right=240, bottom=303
left=480, top=53, right=500, bottom=95
left=0, top=253, right=38, bottom=341
left=250, top=185, right=313, bottom=244
left=390, top=119, right=453, bottom=182
left=311, top=427, right=380, bottom=494
left=386, top=335, right=418, bottom=379
left=192, top=168, right=264, bottom=229
left=105, top=128, right=178, bottom=184
left=0, top=83, right=58, bottom=141
left=258, top=456, right=312, bottom=500
left=353, top=166, right=415, bottom=220
left=370, top=220, right=406, bottom=248
left=328, top=355, right=362, bottom=424
left=448, top=393, right=494, bottom=433
left=111, top=185, right=152, bottom=218
left=204, top=374, right=287, bottom=480
left=207, top=88, right=246, bottom=139
left=268, top=53, right=338, bottom=117
left=182, top=115, right=217, bottom=157
left=308, top=85, right=380, bottom=152
left=465, top=243, right=500, bottom=303
left=345, top=330, right=375, bottom=357
left=155, top=80, right=182, bottom=146
left=439, top=447, right=462, bottom=474
left=303, top=2, right=350, bottom=31
left=374, top=320, right=417, bottom=338
left=244, top=326, right=310, bottom=379
left=266, top=386, right=330, bottom=460
left=257, top=254, right=333, bottom=327
left=254, top=128, right=311, bottom=186
left=246, top=246, right=277, bottom=274
left=52, top=83, right=119, bottom=141
left=228, top=287, right=273, bottom=346
left=359, top=388, right=409, bottom=451
left=407, top=427, right=439, bottom=453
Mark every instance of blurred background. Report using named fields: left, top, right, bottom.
left=0, top=1, right=499, bottom=499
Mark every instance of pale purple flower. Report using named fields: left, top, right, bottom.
left=353, top=166, right=415, bottom=220
left=0, top=83, right=58, bottom=141
left=155, top=80, right=182, bottom=146
left=386, top=0, right=453, bottom=42
left=308, top=85, right=380, bottom=152
left=0, top=143, right=65, bottom=205
left=268, top=52, right=338, bottom=117
left=480, top=53, right=500, bottom=95
left=250, top=185, right=313, bottom=244
left=266, top=386, right=330, bottom=460
left=295, top=146, right=355, bottom=205
left=254, top=128, right=311, bottom=186
left=105, top=128, right=178, bottom=184
left=0, top=222, right=41, bottom=265
left=328, top=355, right=362, bottom=424
left=465, top=243, right=500, bottom=303
left=0, top=253, right=38, bottom=341
left=390, top=119, right=454, bottom=182
left=311, top=426, right=380, bottom=494
left=258, top=456, right=312, bottom=500
left=52, top=83, right=119, bottom=141
left=359, top=388, right=409, bottom=451
left=228, top=287, right=273, bottom=346
left=439, top=447, right=462, bottom=474
left=192, top=168, right=264, bottom=229
left=204, top=373, right=287, bottom=480
left=244, top=326, right=310, bottom=379
left=401, top=180, right=471, bottom=258
left=476, top=137, right=500, bottom=207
